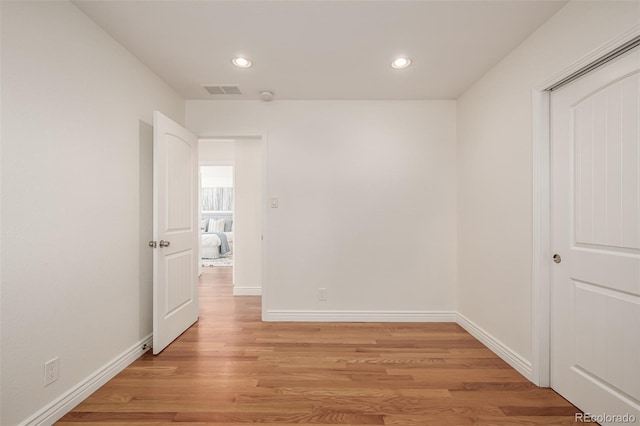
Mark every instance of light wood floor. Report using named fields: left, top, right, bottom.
left=58, top=267, right=590, bottom=425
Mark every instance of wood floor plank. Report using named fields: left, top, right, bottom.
left=173, top=410, right=385, bottom=424
left=58, top=267, right=585, bottom=425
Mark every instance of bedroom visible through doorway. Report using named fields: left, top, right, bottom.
left=200, top=165, right=234, bottom=269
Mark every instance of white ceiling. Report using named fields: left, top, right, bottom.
left=73, top=0, right=567, bottom=100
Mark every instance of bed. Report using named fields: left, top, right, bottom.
left=201, top=212, right=234, bottom=259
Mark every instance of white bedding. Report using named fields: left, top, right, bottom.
left=201, top=231, right=233, bottom=259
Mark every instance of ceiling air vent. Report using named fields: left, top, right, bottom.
left=202, top=84, right=242, bottom=95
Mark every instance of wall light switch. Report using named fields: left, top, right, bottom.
left=271, top=197, right=279, bottom=208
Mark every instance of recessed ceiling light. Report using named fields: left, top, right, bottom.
left=232, top=56, right=252, bottom=68
left=391, top=57, right=411, bottom=69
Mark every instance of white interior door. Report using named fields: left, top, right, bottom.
left=152, top=111, right=199, bottom=355
left=551, top=47, right=640, bottom=423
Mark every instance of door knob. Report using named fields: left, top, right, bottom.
left=553, top=253, right=561, bottom=264
left=159, top=240, right=171, bottom=248
left=148, top=241, right=157, bottom=248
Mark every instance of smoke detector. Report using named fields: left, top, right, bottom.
left=260, top=91, right=274, bottom=102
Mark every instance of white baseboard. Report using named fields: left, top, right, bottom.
left=456, top=312, right=533, bottom=381
left=264, top=310, right=457, bottom=322
left=23, top=334, right=152, bottom=426
left=233, top=286, right=262, bottom=296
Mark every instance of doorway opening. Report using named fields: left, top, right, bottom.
left=198, top=137, right=264, bottom=300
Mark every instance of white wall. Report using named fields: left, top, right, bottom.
left=457, top=1, right=640, bottom=366
left=1, top=2, right=184, bottom=424
left=199, top=139, right=235, bottom=163
left=233, top=139, right=263, bottom=294
left=201, top=166, right=233, bottom=188
left=187, top=100, right=457, bottom=319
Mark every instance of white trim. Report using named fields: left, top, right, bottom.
left=199, top=133, right=264, bottom=140
left=531, top=24, right=640, bottom=388
left=264, top=310, right=457, bottom=322
left=531, top=88, right=551, bottom=387
left=456, top=313, right=533, bottom=382
left=200, top=161, right=234, bottom=167
left=260, top=132, right=268, bottom=321
left=536, top=25, right=640, bottom=91
left=22, top=335, right=152, bottom=426
left=233, top=286, right=262, bottom=296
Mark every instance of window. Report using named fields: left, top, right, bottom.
left=201, top=166, right=233, bottom=212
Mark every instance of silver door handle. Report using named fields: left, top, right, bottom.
left=553, top=253, right=561, bottom=264
left=159, top=240, right=171, bottom=248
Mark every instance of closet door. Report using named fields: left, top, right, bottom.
left=550, top=47, right=640, bottom=423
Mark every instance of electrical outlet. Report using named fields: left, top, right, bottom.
left=318, top=287, right=327, bottom=301
left=44, top=357, right=59, bottom=386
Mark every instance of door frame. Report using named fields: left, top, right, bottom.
left=531, top=24, right=640, bottom=387
left=198, top=133, right=268, bottom=319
